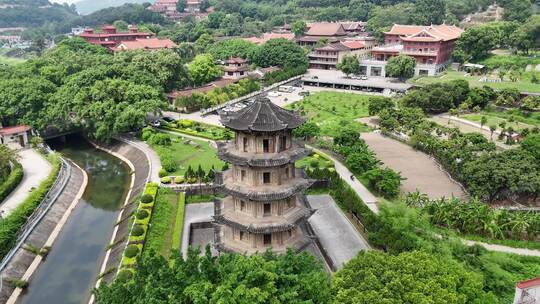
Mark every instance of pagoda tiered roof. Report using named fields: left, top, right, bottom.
left=213, top=197, right=315, bottom=233
left=220, top=95, right=305, bottom=132
left=216, top=141, right=311, bottom=167
left=215, top=170, right=314, bottom=202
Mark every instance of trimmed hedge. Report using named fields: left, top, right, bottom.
left=120, top=183, right=158, bottom=269
left=0, top=163, right=23, bottom=203
left=124, top=245, right=139, bottom=258
left=0, top=154, right=61, bottom=260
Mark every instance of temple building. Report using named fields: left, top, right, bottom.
left=79, top=25, right=176, bottom=52
left=222, top=57, right=249, bottom=80
left=213, top=96, right=315, bottom=254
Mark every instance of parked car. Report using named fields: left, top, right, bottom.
left=268, top=91, right=282, bottom=97
left=361, top=76, right=368, bottom=80
left=152, top=120, right=161, bottom=127
left=162, top=116, right=175, bottom=123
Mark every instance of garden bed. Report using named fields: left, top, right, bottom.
left=161, top=120, right=232, bottom=141
left=0, top=162, right=23, bottom=203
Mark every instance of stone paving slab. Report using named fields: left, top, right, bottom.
left=181, top=202, right=214, bottom=258
left=307, top=194, right=369, bottom=269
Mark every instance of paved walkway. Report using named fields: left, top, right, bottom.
left=181, top=202, right=214, bottom=258
left=116, top=136, right=161, bottom=183
left=307, top=194, right=370, bottom=269
left=361, top=132, right=467, bottom=200
left=307, top=146, right=379, bottom=214
left=0, top=149, right=52, bottom=216
left=462, top=240, right=540, bottom=257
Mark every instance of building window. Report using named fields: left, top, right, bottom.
left=240, top=200, right=246, bottom=211
left=263, top=172, right=271, bottom=184
left=243, top=137, right=248, bottom=152
left=263, top=139, right=270, bottom=153
left=285, top=167, right=289, bottom=178
left=263, top=233, right=271, bottom=245
left=288, top=230, right=292, bottom=238
left=287, top=198, right=294, bottom=208
left=263, top=203, right=271, bottom=216
left=279, top=136, right=287, bottom=151
left=240, top=231, right=245, bottom=240
left=241, top=170, right=246, bottom=181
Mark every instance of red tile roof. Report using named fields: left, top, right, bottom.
left=0, top=125, right=30, bottom=135
left=114, top=38, right=177, bottom=51
left=517, top=277, right=540, bottom=289
left=305, top=22, right=347, bottom=36
left=385, top=24, right=464, bottom=42
left=341, top=40, right=365, bottom=49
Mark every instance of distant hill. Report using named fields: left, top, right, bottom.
left=74, top=0, right=154, bottom=15
left=0, top=0, right=78, bottom=28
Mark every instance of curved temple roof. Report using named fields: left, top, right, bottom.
left=220, top=95, right=305, bottom=132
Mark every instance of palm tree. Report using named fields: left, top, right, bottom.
left=480, top=116, right=488, bottom=130
left=489, top=125, right=496, bottom=141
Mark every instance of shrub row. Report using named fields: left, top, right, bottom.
left=0, top=162, right=23, bottom=203
left=120, top=183, right=158, bottom=268
left=263, top=66, right=307, bottom=86
left=0, top=154, right=61, bottom=260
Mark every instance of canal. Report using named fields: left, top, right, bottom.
left=20, top=136, right=130, bottom=304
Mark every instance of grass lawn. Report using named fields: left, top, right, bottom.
left=144, top=188, right=182, bottom=258
left=0, top=55, right=24, bottom=66
left=151, top=135, right=224, bottom=177
left=286, top=91, right=372, bottom=137
left=461, top=106, right=540, bottom=132
left=413, top=70, right=540, bottom=93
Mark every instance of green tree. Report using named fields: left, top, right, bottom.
left=521, top=134, right=540, bottom=159
left=0, top=145, right=18, bottom=183
left=363, top=167, right=402, bottom=198
left=207, top=39, right=259, bottom=61
left=95, top=248, right=332, bottom=304
left=345, top=150, right=379, bottom=174
left=367, top=96, right=394, bottom=116
left=411, top=0, right=446, bottom=25
left=113, top=20, right=128, bottom=31
left=187, top=54, right=223, bottom=86
left=176, top=0, right=186, bottom=12
left=336, top=55, right=360, bottom=77
left=334, top=250, right=493, bottom=304
left=503, top=0, right=533, bottom=22
left=293, top=121, right=321, bottom=140
left=291, top=20, right=307, bottom=37
left=251, top=38, right=308, bottom=69
left=385, top=55, right=416, bottom=80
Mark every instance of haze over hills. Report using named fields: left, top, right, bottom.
left=71, top=0, right=154, bottom=15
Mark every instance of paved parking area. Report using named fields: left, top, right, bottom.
left=361, top=132, right=467, bottom=199
left=307, top=194, right=369, bottom=269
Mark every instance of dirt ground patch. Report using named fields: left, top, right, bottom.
left=361, top=132, right=468, bottom=200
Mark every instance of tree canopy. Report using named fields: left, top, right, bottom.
left=187, top=54, right=223, bottom=86
left=334, top=250, right=494, bottom=304
left=385, top=55, right=416, bottom=80
left=95, top=248, right=332, bottom=304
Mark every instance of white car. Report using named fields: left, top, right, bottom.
left=268, top=91, right=282, bottom=97
left=361, top=76, right=368, bottom=80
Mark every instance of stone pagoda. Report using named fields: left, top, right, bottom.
left=213, top=96, right=315, bottom=254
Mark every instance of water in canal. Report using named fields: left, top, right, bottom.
left=20, top=135, right=130, bottom=304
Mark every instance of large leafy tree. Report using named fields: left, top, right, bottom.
left=95, top=248, right=332, bottom=304
left=252, top=38, right=308, bottom=69
left=503, top=0, right=533, bottom=22
left=207, top=38, right=259, bottom=61
left=187, top=54, right=223, bottom=86
left=336, top=55, right=360, bottom=77
left=333, top=250, right=495, bottom=303
left=411, top=0, right=446, bottom=25
left=385, top=55, right=415, bottom=80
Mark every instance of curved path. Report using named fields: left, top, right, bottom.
left=0, top=149, right=52, bottom=215
left=361, top=132, right=467, bottom=200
